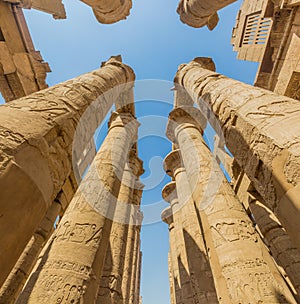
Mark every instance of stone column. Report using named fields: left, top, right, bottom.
left=17, top=111, right=139, bottom=304
left=0, top=201, right=61, bottom=303
left=161, top=206, right=179, bottom=304
left=162, top=183, right=184, bottom=304
left=163, top=149, right=218, bottom=303
left=216, top=145, right=300, bottom=299
left=176, top=0, right=237, bottom=30
left=166, top=106, right=297, bottom=303
left=175, top=57, right=300, bottom=251
left=97, top=154, right=143, bottom=304
left=122, top=183, right=143, bottom=304
left=129, top=219, right=142, bottom=304
left=80, top=0, right=132, bottom=24
left=248, top=192, right=300, bottom=300
left=167, top=252, right=176, bottom=304
left=134, top=250, right=142, bottom=304
left=0, top=56, right=134, bottom=286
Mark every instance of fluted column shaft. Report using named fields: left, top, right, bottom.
left=19, top=111, right=139, bottom=304
left=166, top=106, right=296, bottom=303
left=164, top=149, right=218, bottom=303
left=0, top=56, right=134, bottom=286
left=175, top=57, right=300, bottom=251
left=177, top=0, right=236, bottom=29
left=80, top=0, right=132, bottom=24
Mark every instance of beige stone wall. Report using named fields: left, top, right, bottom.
left=256, top=6, right=300, bottom=98
left=2, top=0, right=66, bottom=19
left=0, top=2, right=50, bottom=101
left=0, top=56, right=134, bottom=287
left=231, top=0, right=271, bottom=62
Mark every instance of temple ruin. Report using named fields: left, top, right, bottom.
left=0, top=0, right=299, bottom=303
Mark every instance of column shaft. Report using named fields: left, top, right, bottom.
left=167, top=106, right=297, bottom=303
left=97, top=160, right=139, bottom=304
left=17, top=112, right=138, bottom=303
left=0, top=56, right=134, bottom=286
left=162, top=206, right=182, bottom=304
left=0, top=173, right=76, bottom=302
left=162, top=190, right=184, bottom=304
left=177, top=0, right=236, bottom=29
left=175, top=57, right=300, bottom=251
left=249, top=193, right=300, bottom=299
left=122, top=185, right=143, bottom=304
left=164, top=151, right=218, bottom=303
left=129, top=226, right=141, bottom=303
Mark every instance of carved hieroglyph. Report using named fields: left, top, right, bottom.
left=20, top=111, right=139, bottom=303
left=161, top=199, right=183, bottom=304
left=218, top=144, right=300, bottom=300
left=0, top=174, right=76, bottom=303
left=177, top=0, right=237, bottom=30
left=163, top=150, right=218, bottom=304
left=0, top=56, right=135, bottom=287
left=80, top=0, right=132, bottom=24
left=166, top=106, right=297, bottom=303
left=174, top=57, right=300, bottom=252
left=97, top=155, right=143, bottom=304
left=122, top=183, right=143, bottom=304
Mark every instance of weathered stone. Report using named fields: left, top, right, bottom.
left=0, top=56, right=135, bottom=287
left=166, top=105, right=297, bottom=303
left=17, top=111, right=139, bottom=303
left=232, top=0, right=300, bottom=100
left=80, top=0, right=132, bottom=24
left=0, top=2, right=50, bottom=101
left=0, top=173, right=76, bottom=303
left=97, top=154, right=143, bottom=304
left=175, top=57, right=300, bottom=252
left=177, top=0, right=236, bottom=29
left=122, top=181, right=143, bottom=304
left=163, top=149, right=219, bottom=304
left=161, top=200, right=183, bottom=304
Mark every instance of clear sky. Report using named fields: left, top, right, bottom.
left=1, top=0, right=259, bottom=302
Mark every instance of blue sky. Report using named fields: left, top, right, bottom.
left=1, top=1, right=259, bottom=302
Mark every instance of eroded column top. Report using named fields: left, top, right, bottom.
left=81, top=0, right=132, bottom=24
